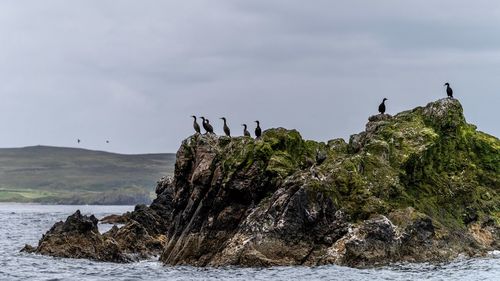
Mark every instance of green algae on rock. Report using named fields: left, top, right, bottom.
left=24, top=98, right=499, bottom=267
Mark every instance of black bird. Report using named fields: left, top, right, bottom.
left=444, top=83, right=453, bottom=98
left=191, top=115, right=201, bottom=134
left=200, top=116, right=209, bottom=133
left=206, top=119, right=214, bottom=134
left=200, top=117, right=214, bottom=134
left=220, top=117, right=231, bottom=137
left=242, top=124, right=251, bottom=137
left=378, top=98, right=388, bottom=114
left=254, top=120, right=262, bottom=139
left=77, top=139, right=81, bottom=144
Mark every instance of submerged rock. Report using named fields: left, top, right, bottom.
left=24, top=98, right=500, bottom=267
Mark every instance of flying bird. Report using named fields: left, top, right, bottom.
left=444, top=83, right=453, bottom=98
left=378, top=98, right=388, bottom=114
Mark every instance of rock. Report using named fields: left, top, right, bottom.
left=335, top=216, right=400, bottom=267
left=128, top=204, right=167, bottom=236
left=100, top=213, right=130, bottom=224
left=22, top=210, right=130, bottom=262
left=21, top=244, right=36, bottom=253
left=368, top=113, right=392, bottom=122
left=423, top=98, right=465, bottom=132
left=106, top=220, right=167, bottom=259
left=159, top=128, right=323, bottom=266
left=25, top=98, right=500, bottom=267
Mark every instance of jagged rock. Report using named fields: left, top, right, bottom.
left=22, top=209, right=167, bottom=262
left=334, top=216, right=400, bottom=267
left=25, top=98, right=499, bottom=267
left=105, top=220, right=167, bottom=258
left=22, top=210, right=129, bottom=262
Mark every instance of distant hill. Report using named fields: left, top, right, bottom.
left=0, top=146, right=175, bottom=204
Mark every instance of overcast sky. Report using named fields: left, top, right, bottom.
left=0, top=1, right=498, bottom=154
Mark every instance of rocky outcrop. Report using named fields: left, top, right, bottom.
left=24, top=98, right=500, bottom=267
left=23, top=205, right=168, bottom=261
left=22, top=210, right=129, bottom=262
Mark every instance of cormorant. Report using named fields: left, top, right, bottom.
left=378, top=98, right=388, bottom=114
left=242, top=124, right=251, bottom=137
left=220, top=117, right=231, bottom=137
left=444, top=83, right=453, bottom=98
left=254, top=120, right=262, bottom=139
left=200, top=117, right=214, bottom=134
left=191, top=115, right=201, bottom=134
left=206, top=119, right=214, bottom=134
left=200, top=116, right=209, bottom=133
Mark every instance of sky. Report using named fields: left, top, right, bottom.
left=0, top=0, right=499, bottom=154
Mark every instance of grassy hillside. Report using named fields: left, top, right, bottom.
left=0, top=146, right=175, bottom=204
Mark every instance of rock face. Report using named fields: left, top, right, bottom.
left=24, top=98, right=499, bottom=267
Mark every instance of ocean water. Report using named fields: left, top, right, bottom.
left=0, top=203, right=498, bottom=281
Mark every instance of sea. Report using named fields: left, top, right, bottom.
left=0, top=203, right=498, bottom=281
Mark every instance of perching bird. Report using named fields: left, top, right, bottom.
left=242, top=124, right=251, bottom=137
left=200, top=116, right=209, bottom=133
left=205, top=119, right=214, bottom=134
left=378, top=98, right=388, bottom=114
left=255, top=120, right=262, bottom=138
left=220, top=117, right=231, bottom=137
left=77, top=139, right=81, bottom=144
left=191, top=115, right=201, bottom=134
left=444, top=83, right=453, bottom=98
left=200, top=117, right=214, bottom=134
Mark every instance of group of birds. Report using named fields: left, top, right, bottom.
left=192, top=83, right=455, bottom=136
left=378, top=82, right=454, bottom=114
left=191, top=116, right=262, bottom=138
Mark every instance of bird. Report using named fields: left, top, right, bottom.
left=200, top=116, right=209, bottom=133
left=254, top=121, right=262, bottom=138
left=205, top=119, right=214, bottom=134
left=444, top=83, right=453, bottom=98
left=220, top=117, right=231, bottom=137
left=106, top=140, right=109, bottom=144
left=77, top=139, right=81, bottom=144
left=242, top=124, right=251, bottom=137
left=378, top=98, right=388, bottom=114
left=191, top=115, right=201, bottom=134
left=200, top=117, right=214, bottom=134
